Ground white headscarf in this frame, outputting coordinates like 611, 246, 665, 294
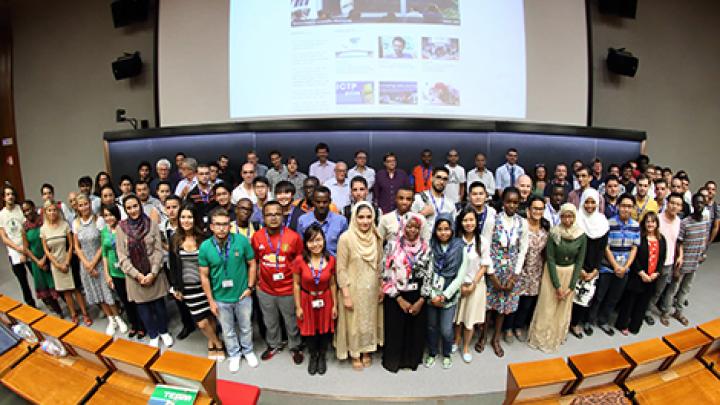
577, 188, 609, 239
549, 203, 585, 244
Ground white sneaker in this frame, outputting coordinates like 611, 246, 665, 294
160, 333, 174, 348
462, 352, 473, 363
149, 337, 159, 348
451, 344, 458, 354
114, 316, 128, 334
105, 318, 117, 336
229, 356, 241, 373
244, 352, 259, 368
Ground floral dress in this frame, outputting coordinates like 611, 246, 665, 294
486, 214, 524, 314
516, 228, 548, 297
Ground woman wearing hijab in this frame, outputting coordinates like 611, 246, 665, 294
116, 194, 172, 349
381, 212, 432, 372
570, 189, 609, 338
335, 201, 383, 370
528, 203, 587, 353
424, 213, 467, 370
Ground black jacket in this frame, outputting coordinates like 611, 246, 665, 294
626, 235, 667, 293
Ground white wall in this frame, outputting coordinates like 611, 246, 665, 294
10, 0, 719, 201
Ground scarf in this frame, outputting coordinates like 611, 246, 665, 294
577, 188, 609, 239
119, 214, 152, 275
24, 214, 43, 231
347, 201, 381, 264
431, 214, 464, 279
385, 213, 428, 280
549, 203, 585, 244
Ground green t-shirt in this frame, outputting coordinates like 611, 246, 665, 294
100, 226, 124, 279
198, 233, 254, 303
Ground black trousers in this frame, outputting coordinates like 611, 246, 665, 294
382, 291, 427, 373
304, 333, 331, 355
11, 262, 36, 307
503, 295, 537, 331
112, 276, 143, 332
173, 294, 195, 331
589, 273, 628, 326
615, 282, 656, 334
570, 303, 591, 327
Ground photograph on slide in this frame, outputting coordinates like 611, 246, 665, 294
291, 0, 461, 27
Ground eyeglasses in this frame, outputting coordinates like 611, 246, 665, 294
213, 222, 230, 227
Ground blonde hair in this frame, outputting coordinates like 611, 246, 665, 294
42, 200, 65, 223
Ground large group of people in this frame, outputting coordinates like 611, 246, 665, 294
0, 144, 717, 375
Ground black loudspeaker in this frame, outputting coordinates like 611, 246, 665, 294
607, 48, 638, 77
112, 52, 142, 80
111, 0, 149, 28
599, 0, 637, 19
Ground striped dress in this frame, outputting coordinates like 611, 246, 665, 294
179, 249, 211, 322
678, 217, 710, 274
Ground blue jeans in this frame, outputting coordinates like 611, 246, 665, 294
136, 298, 168, 339
426, 305, 457, 357
217, 297, 254, 358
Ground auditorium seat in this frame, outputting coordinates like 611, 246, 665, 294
504, 357, 577, 404
697, 318, 720, 371
566, 349, 631, 394
0, 296, 22, 326
662, 327, 712, 369
618, 338, 676, 384
150, 349, 217, 403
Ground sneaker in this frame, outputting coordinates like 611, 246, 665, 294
442, 357, 453, 369
105, 318, 117, 336
114, 316, 128, 334
462, 352, 473, 364
424, 355, 436, 368
261, 346, 281, 361
160, 333, 174, 348
149, 337, 159, 348
229, 356, 241, 373
644, 315, 655, 326
451, 344, 458, 354
244, 352, 259, 368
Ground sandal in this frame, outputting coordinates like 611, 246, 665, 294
71, 315, 79, 325
351, 357, 364, 371
491, 339, 504, 358
673, 312, 689, 326
83, 315, 93, 326
474, 336, 486, 353
362, 353, 372, 368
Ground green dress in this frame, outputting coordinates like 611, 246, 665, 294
25, 225, 57, 299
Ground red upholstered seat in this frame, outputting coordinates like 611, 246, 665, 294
216, 379, 261, 405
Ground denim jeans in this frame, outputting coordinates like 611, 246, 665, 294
426, 305, 457, 357
136, 298, 169, 339
217, 297, 254, 358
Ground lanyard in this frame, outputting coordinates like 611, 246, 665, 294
465, 240, 475, 254
477, 206, 487, 233
199, 188, 211, 203
236, 221, 252, 238
637, 197, 649, 218
314, 218, 331, 235
430, 192, 445, 214
212, 235, 232, 277
547, 205, 560, 226
309, 256, 324, 285
395, 211, 403, 228
422, 167, 431, 185
283, 206, 295, 228
502, 216, 518, 246
265, 228, 284, 272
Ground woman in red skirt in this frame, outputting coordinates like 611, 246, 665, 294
293, 223, 338, 375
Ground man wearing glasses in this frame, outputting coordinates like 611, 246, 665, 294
412, 166, 457, 240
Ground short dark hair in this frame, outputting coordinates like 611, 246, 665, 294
576, 166, 590, 176
605, 174, 620, 184
218, 154, 230, 161
654, 178, 667, 188
197, 163, 210, 171
396, 186, 414, 195
468, 181, 487, 193
262, 200, 282, 215
315, 143, 329, 153
78, 176, 93, 187
421, 149, 432, 156
383, 152, 396, 162
432, 166, 449, 176
165, 195, 182, 205
208, 207, 229, 222
668, 192, 684, 204
314, 185, 331, 198
350, 176, 368, 189
212, 183, 231, 194
269, 150, 281, 159
135, 180, 149, 189
354, 150, 368, 158
618, 193, 635, 205
507, 148, 518, 154
502, 186, 520, 200
155, 180, 172, 192
138, 161, 151, 171
208, 162, 219, 169
253, 176, 270, 187
119, 175, 134, 185
274, 180, 296, 196
176, 152, 186, 158
392, 36, 406, 46
41, 183, 55, 194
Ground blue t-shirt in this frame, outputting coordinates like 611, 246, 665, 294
297, 211, 348, 256
600, 215, 641, 274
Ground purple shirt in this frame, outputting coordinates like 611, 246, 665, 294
372, 169, 411, 213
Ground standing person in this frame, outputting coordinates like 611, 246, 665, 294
649, 192, 683, 326
494, 148, 525, 197
150, 158, 174, 196
286, 156, 307, 200
246, 150, 268, 178
137, 161, 153, 184
377, 187, 415, 243
135, 181, 161, 224
274, 181, 303, 232
101, 204, 144, 339
21, 200, 62, 315
620, 163, 636, 195
503, 196, 548, 343
466, 152, 496, 199
174, 157, 199, 199
570, 189, 609, 338
78, 176, 101, 215
266, 150, 288, 192
590, 159, 604, 190
168, 205, 224, 360
308, 143, 336, 184
444, 149, 466, 205
170, 152, 186, 187
531, 164, 548, 197
381, 213, 431, 372
217, 154, 236, 187
117, 176, 134, 207
705, 180, 719, 242
348, 150, 376, 197
40, 200, 90, 323
615, 212, 666, 335
544, 185, 566, 228
411, 149, 434, 194
424, 214, 467, 369
515, 175, 533, 218
568, 166, 605, 213
231, 163, 257, 205
335, 202, 383, 370
666, 194, 711, 326
293, 225, 338, 375
116, 195, 173, 348
0, 185, 36, 306
252, 201, 305, 364
631, 176, 659, 222
99, 184, 124, 220
93, 172, 113, 198
342, 177, 380, 224
452, 207, 491, 363
483, 187, 529, 357
231, 198, 258, 239
588, 194, 640, 336
186, 163, 216, 223
465, 181, 497, 241
603, 175, 622, 219
40, 183, 70, 220
373, 152, 411, 214
200, 208, 258, 372
297, 187, 348, 256
324, 161, 351, 211
412, 167, 457, 240
543, 163, 573, 198
209, 183, 236, 222
74, 195, 126, 333
527, 204, 586, 353
654, 179, 669, 214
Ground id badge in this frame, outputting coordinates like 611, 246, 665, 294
433, 276, 445, 290
615, 255, 627, 266
311, 299, 325, 309
222, 279, 234, 288
407, 282, 418, 291
272, 272, 285, 281
113, 262, 120, 269
500, 259, 509, 266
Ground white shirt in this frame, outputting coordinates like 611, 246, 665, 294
495, 163, 525, 193
231, 183, 258, 205
466, 167, 496, 197
444, 164, 466, 205
309, 160, 336, 184
348, 165, 376, 190
324, 178, 351, 211
474, 204, 497, 242
462, 235, 493, 282
0, 205, 24, 264
174, 177, 198, 197
411, 190, 457, 240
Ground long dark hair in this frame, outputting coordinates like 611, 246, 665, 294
171, 203, 206, 251
301, 223, 331, 263
94, 171, 114, 197
640, 211, 662, 240
455, 206, 481, 256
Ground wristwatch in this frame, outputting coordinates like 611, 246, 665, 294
247, 285, 256, 292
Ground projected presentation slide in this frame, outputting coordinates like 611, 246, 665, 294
229, 0, 526, 120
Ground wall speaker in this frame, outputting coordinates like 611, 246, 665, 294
111, 0, 150, 28
599, 0, 637, 19
607, 48, 638, 77
112, 52, 142, 80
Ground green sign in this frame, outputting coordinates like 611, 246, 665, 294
148, 384, 199, 405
